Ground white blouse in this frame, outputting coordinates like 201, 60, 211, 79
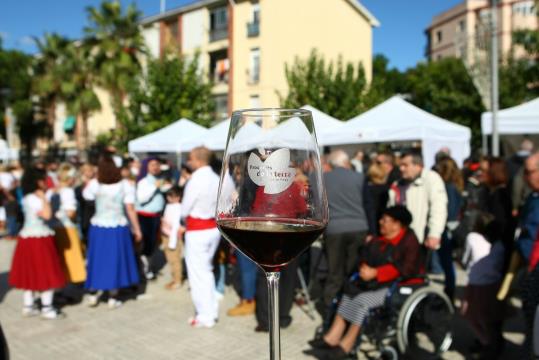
83, 179, 135, 227
19, 194, 55, 238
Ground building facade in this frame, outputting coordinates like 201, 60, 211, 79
43, 0, 377, 153
141, 0, 379, 120
426, 0, 537, 63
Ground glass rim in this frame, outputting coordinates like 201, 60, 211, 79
231, 108, 312, 118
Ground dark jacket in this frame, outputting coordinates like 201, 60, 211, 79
346, 228, 422, 294
323, 167, 368, 234
518, 193, 539, 260
363, 182, 389, 236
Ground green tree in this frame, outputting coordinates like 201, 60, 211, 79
84, 1, 146, 133
115, 52, 215, 151
279, 50, 368, 120
363, 54, 407, 109
405, 58, 485, 146
0, 42, 47, 158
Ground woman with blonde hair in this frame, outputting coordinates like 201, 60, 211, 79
434, 157, 464, 301
47, 163, 86, 284
363, 162, 389, 238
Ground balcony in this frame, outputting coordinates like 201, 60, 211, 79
247, 21, 260, 37
210, 27, 228, 42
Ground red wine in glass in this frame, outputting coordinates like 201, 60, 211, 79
217, 217, 326, 272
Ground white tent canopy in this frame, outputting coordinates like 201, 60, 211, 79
182, 118, 231, 151
481, 97, 539, 135
300, 105, 344, 145
323, 96, 471, 169
128, 118, 208, 153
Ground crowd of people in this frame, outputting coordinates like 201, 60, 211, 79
4, 139, 539, 359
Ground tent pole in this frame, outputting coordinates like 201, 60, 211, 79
490, 0, 500, 156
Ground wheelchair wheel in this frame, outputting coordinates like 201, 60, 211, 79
396, 286, 454, 358
379, 345, 398, 360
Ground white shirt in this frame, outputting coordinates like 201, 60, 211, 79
162, 203, 182, 249
462, 232, 504, 285
0, 172, 14, 190
182, 166, 219, 220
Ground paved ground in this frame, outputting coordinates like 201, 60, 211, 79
0, 238, 527, 360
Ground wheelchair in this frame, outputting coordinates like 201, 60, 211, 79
357, 275, 454, 359
317, 275, 454, 360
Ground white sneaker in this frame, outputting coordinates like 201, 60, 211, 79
41, 309, 65, 320
107, 298, 123, 309
215, 291, 224, 302
145, 271, 156, 280
87, 294, 99, 307
188, 316, 215, 329
22, 306, 40, 317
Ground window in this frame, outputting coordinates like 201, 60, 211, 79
247, 3, 260, 37
252, 3, 260, 23
249, 48, 260, 84
214, 94, 228, 120
210, 6, 228, 41
249, 95, 261, 109
458, 20, 465, 32
209, 49, 229, 84
513, 1, 535, 15
436, 30, 443, 43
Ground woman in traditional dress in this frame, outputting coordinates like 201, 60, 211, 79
84, 154, 142, 308
9, 167, 66, 319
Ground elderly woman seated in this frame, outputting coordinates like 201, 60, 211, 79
305, 205, 423, 360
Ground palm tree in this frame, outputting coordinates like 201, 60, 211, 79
62, 43, 101, 156
83, 1, 146, 137
32, 33, 71, 138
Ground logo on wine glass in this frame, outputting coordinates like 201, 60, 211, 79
248, 148, 296, 195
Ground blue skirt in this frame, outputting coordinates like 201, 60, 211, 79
85, 225, 140, 290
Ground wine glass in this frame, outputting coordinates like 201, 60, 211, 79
216, 108, 328, 359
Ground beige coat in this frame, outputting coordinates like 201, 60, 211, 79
388, 169, 448, 244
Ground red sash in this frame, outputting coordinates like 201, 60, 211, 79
186, 216, 217, 231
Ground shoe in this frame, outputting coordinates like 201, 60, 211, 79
319, 346, 350, 360
41, 308, 66, 320
308, 338, 333, 349
145, 271, 156, 280
22, 306, 40, 317
87, 294, 99, 307
254, 325, 269, 333
227, 299, 255, 316
165, 281, 181, 290
188, 316, 215, 329
107, 298, 123, 309
215, 291, 224, 301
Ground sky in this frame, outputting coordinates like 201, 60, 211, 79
0, 0, 463, 71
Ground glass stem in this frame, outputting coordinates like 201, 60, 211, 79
266, 271, 281, 360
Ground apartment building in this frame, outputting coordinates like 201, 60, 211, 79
426, 0, 537, 63
141, 0, 379, 120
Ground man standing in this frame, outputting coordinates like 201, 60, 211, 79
136, 157, 166, 280
182, 147, 221, 328
388, 150, 448, 249
322, 150, 368, 313
518, 152, 539, 358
